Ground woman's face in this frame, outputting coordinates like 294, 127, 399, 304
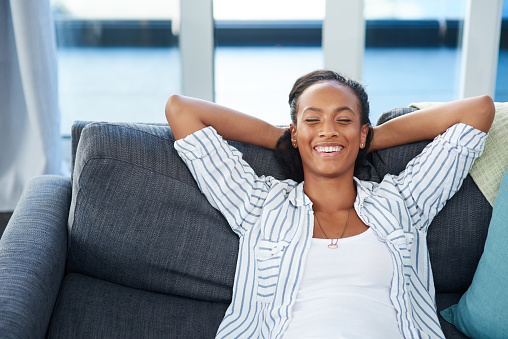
290, 81, 369, 181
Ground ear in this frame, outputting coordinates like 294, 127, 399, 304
360, 124, 369, 149
290, 124, 298, 148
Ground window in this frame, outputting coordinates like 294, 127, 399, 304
51, 0, 180, 136
213, 0, 473, 124
52, 0, 507, 133
363, 0, 467, 122
213, 0, 325, 125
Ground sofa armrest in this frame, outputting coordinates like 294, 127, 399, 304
0, 175, 71, 337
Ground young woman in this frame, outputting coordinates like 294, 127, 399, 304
166, 70, 494, 338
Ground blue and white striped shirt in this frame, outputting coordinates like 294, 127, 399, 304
175, 123, 486, 339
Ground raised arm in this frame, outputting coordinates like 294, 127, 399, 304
165, 94, 285, 150
370, 95, 495, 152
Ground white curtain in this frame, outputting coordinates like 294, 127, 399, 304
0, 0, 62, 212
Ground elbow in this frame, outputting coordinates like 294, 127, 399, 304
165, 94, 184, 125
476, 95, 495, 133
461, 95, 495, 133
482, 95, 495, 120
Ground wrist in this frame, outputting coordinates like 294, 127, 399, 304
269, 127, 287, 150
368, 126, 382, 152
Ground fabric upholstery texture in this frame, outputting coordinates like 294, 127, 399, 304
48, 273, 228, 338
0, 175, 71, 337
440, 168, 508, 339
67, 122, 291, 304
68, 122, 239, 302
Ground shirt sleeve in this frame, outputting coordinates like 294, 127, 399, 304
392, 123, 487, 232
174, 126, 273, 237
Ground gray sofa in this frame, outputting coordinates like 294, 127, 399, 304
0, 108, 492, 338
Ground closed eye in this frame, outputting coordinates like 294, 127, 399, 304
337, 119, 352, 124
305, 119, 320, 124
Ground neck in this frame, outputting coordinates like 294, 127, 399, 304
303, 173, 357, 214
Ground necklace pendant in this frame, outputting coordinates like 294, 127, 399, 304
328, 242, 339, 249
315, 208, 352, 250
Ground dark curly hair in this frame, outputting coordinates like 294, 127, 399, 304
275, 70, 373, 182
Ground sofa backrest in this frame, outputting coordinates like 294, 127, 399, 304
69, 109, 491, 302
68, 121, 286, 303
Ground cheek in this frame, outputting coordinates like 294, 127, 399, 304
296, 130, 314, 147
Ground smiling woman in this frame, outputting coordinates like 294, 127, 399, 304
165, 68, 494, 338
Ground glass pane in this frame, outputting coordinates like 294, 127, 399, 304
214, 0, 472, 126
213, 0, 325, 126
496, 50, 508, 102
363, 0, 467, 124
215, 47, 323, 126
495, 2, 508, 102
51, 0, 181, 136
364, 0, 464, 20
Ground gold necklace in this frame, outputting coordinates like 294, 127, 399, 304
314, 207, 352, 249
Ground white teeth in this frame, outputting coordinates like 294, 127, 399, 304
315, 146, 342, 153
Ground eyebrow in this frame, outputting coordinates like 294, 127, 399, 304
302, 106, 356, 115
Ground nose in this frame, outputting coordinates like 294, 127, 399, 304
319, 119, 338, 138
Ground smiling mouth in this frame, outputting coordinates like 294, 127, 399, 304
314, 145, 344, 153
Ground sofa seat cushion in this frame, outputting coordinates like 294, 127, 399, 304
48, 273, 228, 338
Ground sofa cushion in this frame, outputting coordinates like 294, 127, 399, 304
374, 108, 492, 293
435, 293, 470, 339
440, 168, 508, 338
68, 122, 287, 303
48, 273, 228, 338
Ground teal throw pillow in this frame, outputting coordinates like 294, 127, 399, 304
440, 168, 508, 339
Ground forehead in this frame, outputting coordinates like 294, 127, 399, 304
297, 81, 358, 113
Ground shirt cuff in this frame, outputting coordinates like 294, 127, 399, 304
174, 126, 222, 161
441, 123, 487, 152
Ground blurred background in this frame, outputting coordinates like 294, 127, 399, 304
50, 0, 508, 134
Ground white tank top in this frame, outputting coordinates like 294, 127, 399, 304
282, 227, 404, 339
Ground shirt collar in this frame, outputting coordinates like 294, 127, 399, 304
288, 181, 313, 207
353, 177, 372, 207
